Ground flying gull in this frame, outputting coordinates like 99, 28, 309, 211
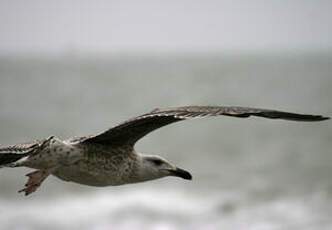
0, 106, 329, 195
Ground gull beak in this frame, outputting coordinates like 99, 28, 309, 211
168, 167, 192, 180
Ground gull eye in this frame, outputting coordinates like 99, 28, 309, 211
151, 159, 163, 166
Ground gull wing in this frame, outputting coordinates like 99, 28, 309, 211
81, 106, 329, 147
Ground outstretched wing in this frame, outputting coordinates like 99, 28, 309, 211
81, 106, 329, 147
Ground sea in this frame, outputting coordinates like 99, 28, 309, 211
0, 52, 331, 230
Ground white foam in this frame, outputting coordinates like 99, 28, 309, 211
1, 188, 331, 230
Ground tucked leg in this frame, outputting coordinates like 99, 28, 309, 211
18, 170, 50, 196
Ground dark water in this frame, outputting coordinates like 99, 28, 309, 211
0, 53, 331, 230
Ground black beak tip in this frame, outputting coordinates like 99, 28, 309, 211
172, 168, 192, 180
185, 172, 193, 180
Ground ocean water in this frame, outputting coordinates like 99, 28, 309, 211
0, 53, 331, 230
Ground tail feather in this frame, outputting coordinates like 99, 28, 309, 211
0, 137, 54, 167
0, 142, 40, 167
0, 153, 29, 166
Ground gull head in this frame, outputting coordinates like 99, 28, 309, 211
136, 154, 192, 182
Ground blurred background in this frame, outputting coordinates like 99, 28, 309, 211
0, 1, 331, 229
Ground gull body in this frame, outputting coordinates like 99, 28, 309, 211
16, 136, 184, 189
0, 106, 329, 195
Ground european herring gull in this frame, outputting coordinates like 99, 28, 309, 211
0, 106, 329, 195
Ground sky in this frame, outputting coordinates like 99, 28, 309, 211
0, 0, 331, 54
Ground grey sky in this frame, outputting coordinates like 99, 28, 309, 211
0, 0, 331, 54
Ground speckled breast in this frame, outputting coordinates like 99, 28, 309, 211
52, 144, 138, 187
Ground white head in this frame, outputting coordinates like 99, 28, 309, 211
135, 154, 192, 183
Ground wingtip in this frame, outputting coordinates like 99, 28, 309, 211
310, 115, 330, 121
280, 113, 331, 122
320, 116, 330, 121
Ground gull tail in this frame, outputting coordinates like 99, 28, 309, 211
0, 153, 29, 167
0, 136, 54, 168
0, 144, 38, 168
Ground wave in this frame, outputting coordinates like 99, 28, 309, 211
0, 188, 331, 230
